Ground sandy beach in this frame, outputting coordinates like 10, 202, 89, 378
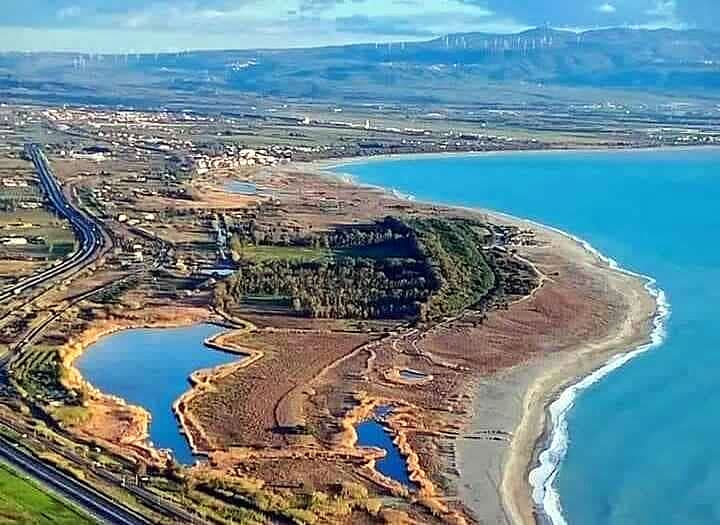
455, 213, 656, 525
307, 156, 659, 524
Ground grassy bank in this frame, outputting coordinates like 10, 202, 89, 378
0, 463, 96, 524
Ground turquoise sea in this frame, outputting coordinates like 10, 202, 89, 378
337, 148, 720, 525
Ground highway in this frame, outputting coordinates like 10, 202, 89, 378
0, 147, 203, 523
0, 145, 105, 303
0, 434, 151, 525
0, 411, 203, 524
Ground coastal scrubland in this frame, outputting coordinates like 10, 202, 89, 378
22, 166, 544, 523
0, 106, 658, 525
188, 329, 377, 449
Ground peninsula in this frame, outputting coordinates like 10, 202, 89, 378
2, 25, 714, 525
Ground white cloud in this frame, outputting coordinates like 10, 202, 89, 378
595, 3, 617, 13
0, 0, 692, 53
647, 0, 676, 17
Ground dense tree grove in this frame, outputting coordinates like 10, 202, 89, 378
324, 217, 415, 248
229, 216, 417, 251
216, 257, 434, 319
409, 217, 495, 318
214, 216, 496, 321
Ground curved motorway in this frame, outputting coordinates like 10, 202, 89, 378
0, 145, 105, 303
0, 434, 151, 525
0, 146, 198, 524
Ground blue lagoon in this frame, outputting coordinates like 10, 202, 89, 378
75, 323, 239, 465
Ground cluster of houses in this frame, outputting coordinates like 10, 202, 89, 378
193, 146, 292, 174
0, 235, 45, 246
2, 178, 29, 188
44, 108, 198, 154
117, 212, 157, 227
1, 236, 28, 246
1, 222, 47, 248
2, 178, 43, 209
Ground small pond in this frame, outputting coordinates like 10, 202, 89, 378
198, 267, 235, 277
355, 406, 416, 488
225, 180, 258, 196
75, 323, 243, 464
398, 369, 429, 382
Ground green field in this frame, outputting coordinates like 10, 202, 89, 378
0, 208, 76, 261
0, 463, 96, 525
238, 244, 330, 262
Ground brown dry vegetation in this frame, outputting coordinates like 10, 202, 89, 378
188, 329, 378, 449
419, 251, 620, 373
41, 154, 621, 524
12, 113, 646, 524
290, 221, 631, 512
0, 260, 45, 279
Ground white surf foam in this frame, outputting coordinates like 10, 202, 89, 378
526, 225, 671, 525
321, 161, 670, 524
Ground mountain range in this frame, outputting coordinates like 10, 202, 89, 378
2, 27, 720, 108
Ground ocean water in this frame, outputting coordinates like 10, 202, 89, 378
337, 148, 720, 525
75, 324, 240, 465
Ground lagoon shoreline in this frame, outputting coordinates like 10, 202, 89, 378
62, 308, 242, 465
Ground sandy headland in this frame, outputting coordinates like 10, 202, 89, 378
312, 157, 658, 524
454, 212, 657, 525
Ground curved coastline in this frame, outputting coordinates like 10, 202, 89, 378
319, 154, 663, 524
313, 144, 720, 172
521, 223, 670, 525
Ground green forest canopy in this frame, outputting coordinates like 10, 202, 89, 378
214, 216, 495, 321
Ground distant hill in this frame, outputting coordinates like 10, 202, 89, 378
3, 27, 720, 108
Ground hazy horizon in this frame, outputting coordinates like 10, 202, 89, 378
3, 0, 718, 53
2, 24, 714, 56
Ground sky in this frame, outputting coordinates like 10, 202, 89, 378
0, 0, 718, 53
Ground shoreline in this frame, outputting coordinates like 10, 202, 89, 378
312, 143, 720, 172
60, 311, 209, 464
522, 220, 670, 525
172, 328, 264, 458
313, 155, 661, 524
494, 216, 664, 525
